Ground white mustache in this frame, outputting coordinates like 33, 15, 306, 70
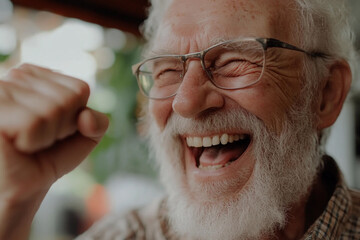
165, 108, 265, 137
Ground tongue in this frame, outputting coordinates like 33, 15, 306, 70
199, 142, 246, 167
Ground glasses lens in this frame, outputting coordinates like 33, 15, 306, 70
204, 40, 265, 89
137, 56, 183, 99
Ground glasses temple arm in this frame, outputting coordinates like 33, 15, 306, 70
259, 38, 329, 58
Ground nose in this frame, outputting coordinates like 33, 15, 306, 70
172, 60, 224, 118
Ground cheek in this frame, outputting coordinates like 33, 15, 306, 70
228, 77, 302, 133
254, 77, 302, 130
270, 75, 302, 110
150, 99, 174, 130
253, 84, 289, 131
240, 89, 287, 131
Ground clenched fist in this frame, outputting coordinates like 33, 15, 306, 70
0, 64, 109, 240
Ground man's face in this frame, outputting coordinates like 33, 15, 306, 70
151, 0, 305, 196
146, 0, 321, 238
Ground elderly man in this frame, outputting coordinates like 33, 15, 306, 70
0, 0, 359, 239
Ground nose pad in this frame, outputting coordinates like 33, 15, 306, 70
172, 61, 224, 118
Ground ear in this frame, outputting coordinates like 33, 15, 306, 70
316, 59, 352, 130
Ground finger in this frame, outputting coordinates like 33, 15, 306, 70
0, 81, 59, 142
2, 69, 89, 140
36, 131, 106, 181
18, 64, 90, 96
0, 81, 79, 148
0, 100, 47, 153
4, 67, 89, 107
43, 108, 109, 178
77, 108, 109, 142
0, 100, 36, 140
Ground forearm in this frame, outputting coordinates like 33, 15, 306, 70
0, 192, 46, 240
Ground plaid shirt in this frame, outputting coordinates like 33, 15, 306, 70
78, 156, 360, 240
302, 156, 360, 240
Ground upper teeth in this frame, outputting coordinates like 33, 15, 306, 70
186, 133, 246, 147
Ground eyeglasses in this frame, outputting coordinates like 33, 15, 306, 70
132, 38, 328, 100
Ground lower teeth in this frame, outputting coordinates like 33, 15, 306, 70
199, 162, 231, 170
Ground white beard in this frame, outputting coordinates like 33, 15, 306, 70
147, 105, 322, 240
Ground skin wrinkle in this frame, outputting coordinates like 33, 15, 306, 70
261, 51, 306, 130
159, 0, 273, 52
242, 81, 291, 132
264, 64, 303, 107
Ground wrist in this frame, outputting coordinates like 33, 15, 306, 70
0, 190, 47, 240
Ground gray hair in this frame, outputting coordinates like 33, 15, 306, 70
140, 0, 173, 52
290, 0, 357, 147
294, 0, 356, 69
292, 0, 357, 95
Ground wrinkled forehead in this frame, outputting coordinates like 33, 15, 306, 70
152, 0, 297, 55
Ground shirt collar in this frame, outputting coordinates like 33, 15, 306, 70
302, 155, 352, 239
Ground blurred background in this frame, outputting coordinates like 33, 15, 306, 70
0, 0, 359, 239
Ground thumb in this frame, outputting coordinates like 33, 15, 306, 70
35, 109, 108, 181
77, 108, 109, 142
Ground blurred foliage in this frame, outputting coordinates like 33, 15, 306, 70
88, 43, 157, 183
0, 54, 10, 62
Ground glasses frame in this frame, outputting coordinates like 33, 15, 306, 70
132, 37, 328, 100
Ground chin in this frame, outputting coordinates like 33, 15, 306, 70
147, 107, 322, 240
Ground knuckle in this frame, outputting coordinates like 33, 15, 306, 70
44, 103, 63, 121
6, 68, 26, 80
20, 63, 52, 76
36, 98, 62, 119
19, 63, 34, 70
73, 79, 90, 98
19, 63, 45, 75
61, 82, 89, 107
31, 103, 65, 131
57, 91, 77, 108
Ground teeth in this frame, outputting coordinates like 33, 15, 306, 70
199, 164, 224, 170
234, 134, 240, 141
220, 133, 228, 145
203, 137, 212, 147
198, 162, 233, 170
212, 135, 220, 145
186, 137, 193, 146
193, 137, 202, 147
186, 133, 248, 147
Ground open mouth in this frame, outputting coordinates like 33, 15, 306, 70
186, 133, 251, 170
